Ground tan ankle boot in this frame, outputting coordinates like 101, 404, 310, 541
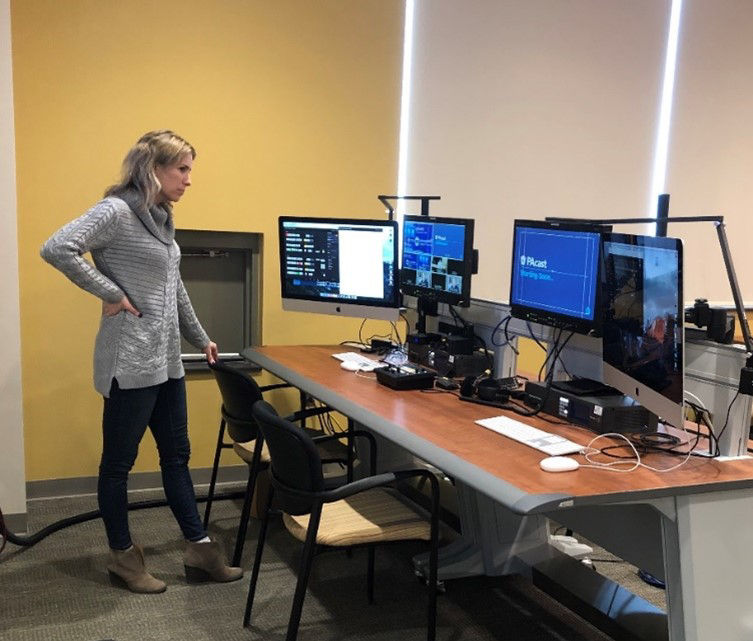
107, 544, 167, 593
184, 541, 243, 583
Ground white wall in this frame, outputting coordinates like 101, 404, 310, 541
405, 0, 671, 302
665, 0, 753, 306
0, 0, 27, 526
404, 0, 752, 306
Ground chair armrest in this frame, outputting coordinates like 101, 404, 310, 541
323, 468, 438, 502
260, 383, 291, 393
311, 429, 377, 475
285, 405, 332, 423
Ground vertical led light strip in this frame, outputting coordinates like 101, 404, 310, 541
396, 0, 415, 229
648, 0, 683, 228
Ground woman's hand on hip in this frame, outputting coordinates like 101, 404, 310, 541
203, 341, 218, 364
102, 296, 141, 317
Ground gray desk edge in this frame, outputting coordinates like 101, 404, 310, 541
243, 347, 574, 515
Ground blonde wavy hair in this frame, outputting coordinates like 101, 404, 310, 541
105, 130, 196, 206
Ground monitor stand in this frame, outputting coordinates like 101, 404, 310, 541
406, 297, 441, 344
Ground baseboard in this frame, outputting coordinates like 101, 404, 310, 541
26, 464, 249, 500
4, 511, 28, 534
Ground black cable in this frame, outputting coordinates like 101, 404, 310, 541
526, 321, 548, 353
538, 327, 565, 382
390, 321, 404, 347
715, 391, 740, 447
399, 311, 411, 336
502, 316, 520, 354
1, 489, 246, 550
496, 329, 574, 419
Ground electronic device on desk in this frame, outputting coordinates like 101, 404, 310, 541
551, 377, 621, 397
401, 215, 476, 342
685, 298, 735, 344
459, 374, 523, 405
601, 232, 684, 429
279, 216, 400, 321
509, 219, 605, 335
524, 380, 658, 433
375, 363, 436, 390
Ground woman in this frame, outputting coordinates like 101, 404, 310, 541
41, 130, 242, 593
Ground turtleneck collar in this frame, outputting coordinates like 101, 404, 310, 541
116, 187, 175, 245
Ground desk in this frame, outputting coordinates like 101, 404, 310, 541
243, 344, 753, 641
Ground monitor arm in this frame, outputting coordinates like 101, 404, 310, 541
546, 214, 753, 359
377, 194, 441, 220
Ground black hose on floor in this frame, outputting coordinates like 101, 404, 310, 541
0, 489, 245, 550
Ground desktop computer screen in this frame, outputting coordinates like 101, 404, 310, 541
400, 215, 475, 307
601, 233, 684, 428
509, 220, 602, 334
279, 216, 400, 321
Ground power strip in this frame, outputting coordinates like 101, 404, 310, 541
549, 534, 593, 559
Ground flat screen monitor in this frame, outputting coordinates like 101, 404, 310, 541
601, 233, 684, 428
400, 215, 474, 307
509, 219, 602, 334
279, 216, 400, 321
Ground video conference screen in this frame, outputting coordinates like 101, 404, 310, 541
400, 215, 474, 305
509, 221, 601, 333
279, 217, 399, 309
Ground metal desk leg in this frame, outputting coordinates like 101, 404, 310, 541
414, 481, 549, 581
662, 488, 753, 641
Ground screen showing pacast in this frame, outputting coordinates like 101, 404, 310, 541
509, 222, 601, 331
279, 217, 399, 320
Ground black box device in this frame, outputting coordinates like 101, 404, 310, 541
524, 381, 658, 433
375, 364, 436, 391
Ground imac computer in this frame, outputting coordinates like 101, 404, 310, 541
601, 233, 684, 428
509, 219, 603, 335
279, 216, 400, 321
401, 215, 475, 307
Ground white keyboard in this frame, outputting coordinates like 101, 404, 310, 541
475, 415, 583, 456
332, 352, 387, 371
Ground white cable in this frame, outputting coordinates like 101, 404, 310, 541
581, 431, 693, 473
683, 390, 707, 411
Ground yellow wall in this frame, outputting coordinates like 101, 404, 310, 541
12, 0, 404, 481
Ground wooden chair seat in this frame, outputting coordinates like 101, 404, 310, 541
283, 487, 431, 547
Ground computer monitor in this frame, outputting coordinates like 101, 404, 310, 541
509, 219, 603, 334
601, 233, 684, 428
279, 216, 400, 321
400, 215, 475, 307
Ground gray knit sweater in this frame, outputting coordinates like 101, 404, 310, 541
41, 191, 210, 397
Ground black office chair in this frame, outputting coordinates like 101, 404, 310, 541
206, 360, 332, 566
246, 400, 440, 641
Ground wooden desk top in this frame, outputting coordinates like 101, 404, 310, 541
244, 345, 753, 513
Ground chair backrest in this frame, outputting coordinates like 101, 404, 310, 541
209, 360, 265, 443
252, 400, 325, 514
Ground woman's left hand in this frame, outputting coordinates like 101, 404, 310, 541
203, 341, 218, 365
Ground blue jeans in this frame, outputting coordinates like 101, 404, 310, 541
98, 377, 207, 550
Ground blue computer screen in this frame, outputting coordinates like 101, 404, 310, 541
510, 222, 601, 326
401, 217, 473, 303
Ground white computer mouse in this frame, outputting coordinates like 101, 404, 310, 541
340, 361, 361, 372
539, 456, 580, 473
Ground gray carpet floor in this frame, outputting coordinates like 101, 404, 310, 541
0, 487, 664, 641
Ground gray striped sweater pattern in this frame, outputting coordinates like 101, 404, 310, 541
41, 196, 209, 397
